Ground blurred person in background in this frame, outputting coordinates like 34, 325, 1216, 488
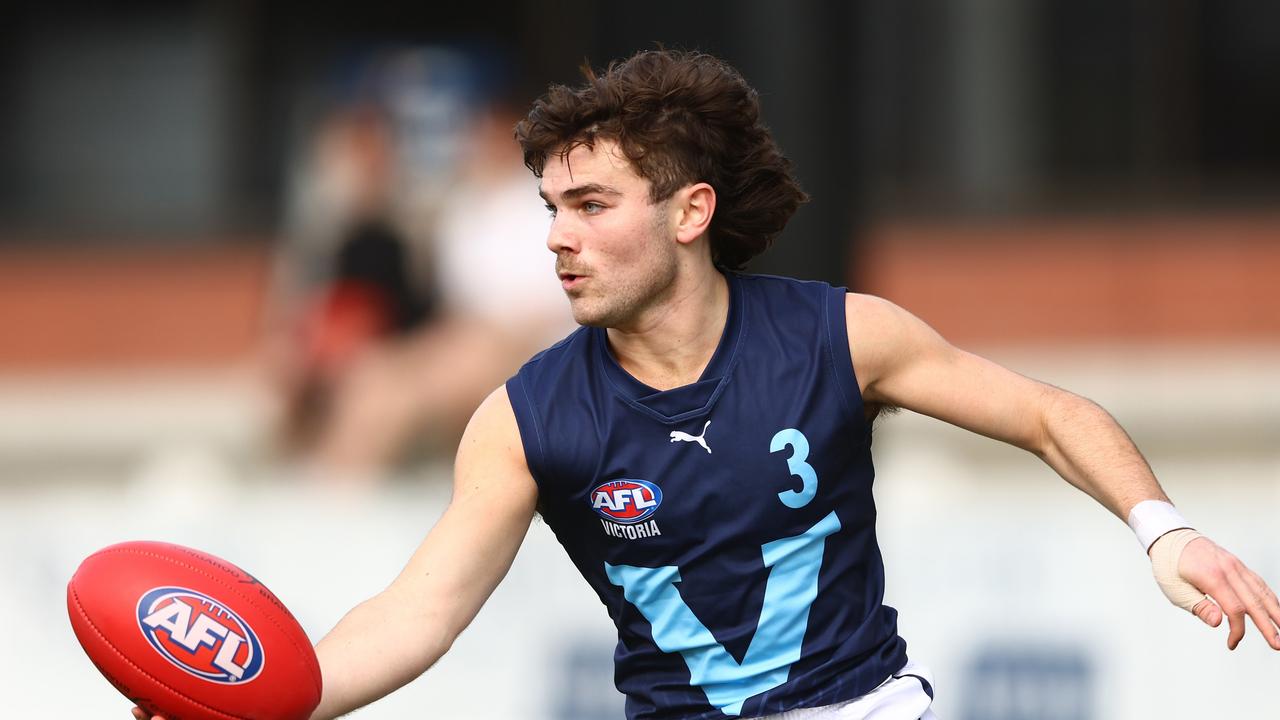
267, 53, 571, 481
268, 99, 432, 468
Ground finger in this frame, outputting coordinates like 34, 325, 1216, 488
130, 706, 166, 720
1228, 569, 1280, 650
1203, 573, 1244, 648
1192, 595, 1222, 627
1209, 582, 1247, 650
1248, 571, 1280, 646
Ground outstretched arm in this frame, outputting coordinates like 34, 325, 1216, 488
845, 292, 1280, 651
133, 386, 537, 720
308, 386, 538, 718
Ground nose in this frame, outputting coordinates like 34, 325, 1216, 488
546, 214, 579, 255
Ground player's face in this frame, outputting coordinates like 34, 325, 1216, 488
539, 140, 679, 329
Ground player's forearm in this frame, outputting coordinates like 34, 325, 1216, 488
1031, 387, 1169, 521
309, 588, 454, 720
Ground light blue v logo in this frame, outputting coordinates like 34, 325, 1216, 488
605, 510, 841, 716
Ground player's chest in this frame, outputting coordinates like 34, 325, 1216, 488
550, 403, 863, 556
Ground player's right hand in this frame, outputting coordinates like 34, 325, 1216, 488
130, 707, 164, 720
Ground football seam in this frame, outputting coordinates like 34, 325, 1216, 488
95, 545, 323, 696
70, 584, 249, 720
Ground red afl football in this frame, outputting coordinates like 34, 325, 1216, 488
67, 541, 322, 720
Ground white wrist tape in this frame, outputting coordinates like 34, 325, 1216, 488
1149, 528, 1210, 613
1127, 499, 1191, 552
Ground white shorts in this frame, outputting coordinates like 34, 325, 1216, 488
754, 661, 938, 720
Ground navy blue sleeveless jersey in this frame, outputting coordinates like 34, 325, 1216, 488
505, 272, 908, 720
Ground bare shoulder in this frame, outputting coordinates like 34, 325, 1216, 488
843, 292, 951, 394
453, 386, 535, 502
844, 292, 909, 337
460, 386, 522, 451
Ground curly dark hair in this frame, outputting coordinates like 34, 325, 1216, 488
515, 49, 808, 270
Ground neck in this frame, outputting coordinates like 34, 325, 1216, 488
606, 267, 730, 391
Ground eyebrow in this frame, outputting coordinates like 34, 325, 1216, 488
538, 183, 623, 202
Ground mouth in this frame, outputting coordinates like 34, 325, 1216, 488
558, 271, 586, 291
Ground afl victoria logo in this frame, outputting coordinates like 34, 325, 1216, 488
136, 586, 264, 684
590, 479, 663, 524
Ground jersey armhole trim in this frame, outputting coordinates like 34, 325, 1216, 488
824, 286, 868, 428
504, 373, 549, 488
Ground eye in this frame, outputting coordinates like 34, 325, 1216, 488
583, 201, 604, 214
544, 203, 557, 217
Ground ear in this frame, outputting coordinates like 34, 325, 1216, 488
673, 182, 716, 246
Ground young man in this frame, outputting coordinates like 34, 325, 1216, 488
137, 49, 1280, 720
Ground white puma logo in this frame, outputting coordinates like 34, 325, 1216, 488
670, 420, 712, 454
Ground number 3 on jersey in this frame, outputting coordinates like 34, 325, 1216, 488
605, 428, 841, 716
771, 427, 817, 508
